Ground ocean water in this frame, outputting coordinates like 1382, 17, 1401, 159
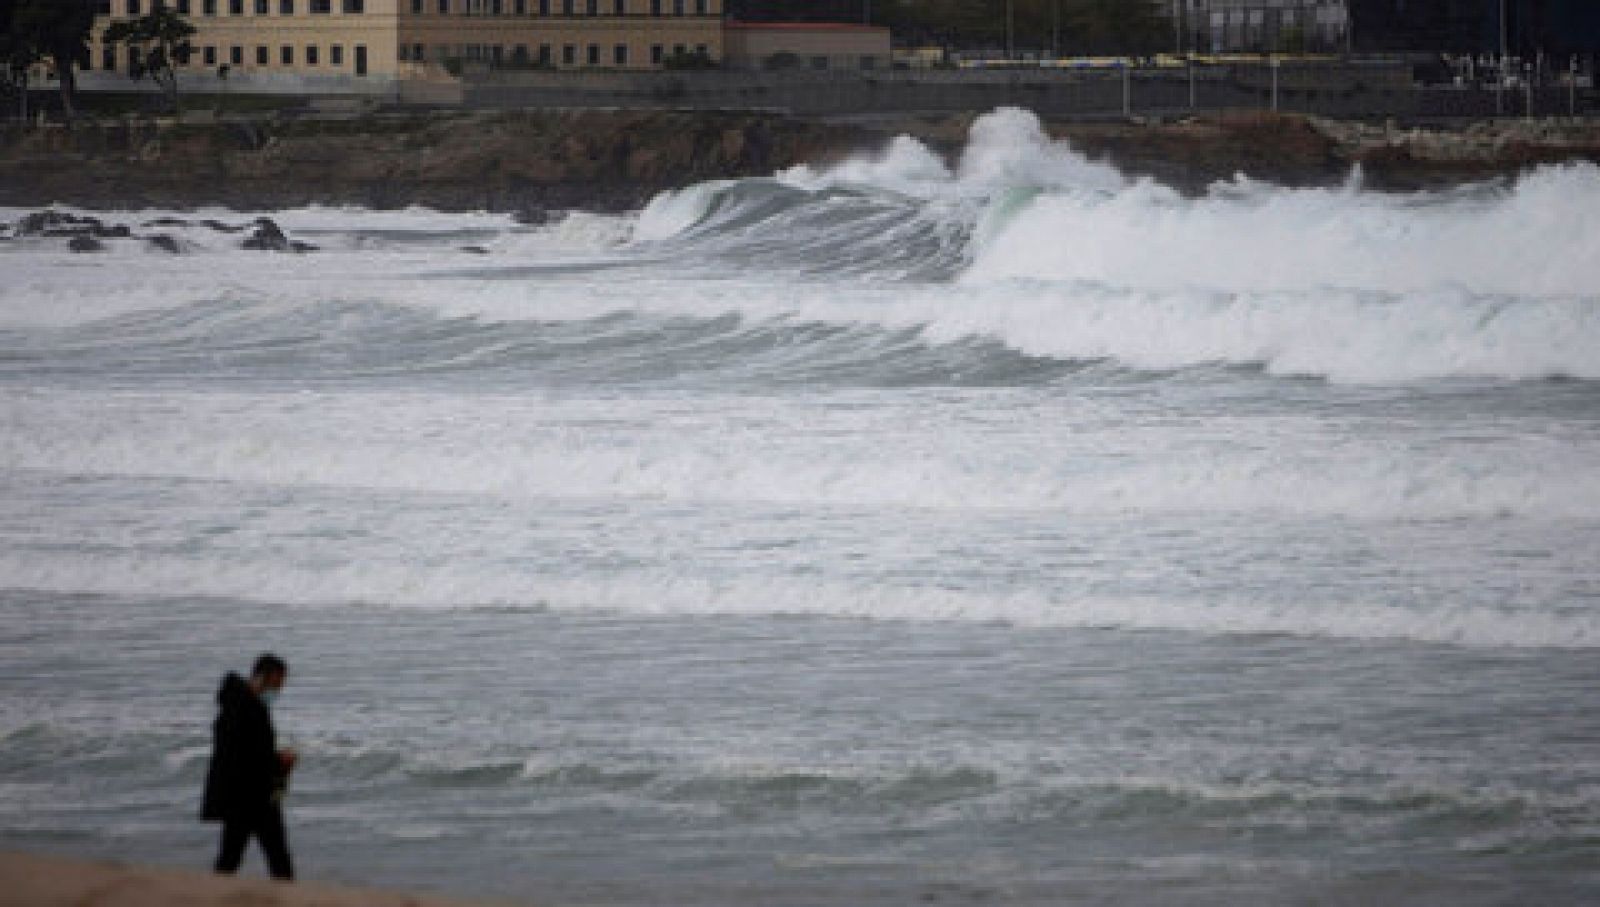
1, 108, 1598, 905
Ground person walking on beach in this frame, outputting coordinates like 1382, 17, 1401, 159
201, 653, 297, 880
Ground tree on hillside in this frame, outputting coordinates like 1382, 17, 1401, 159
10, 0, 97, 121
103, 4, 196, 114
879, 0, 1170, 58
1066, 0, 1168, 55
0, 0, 44, 122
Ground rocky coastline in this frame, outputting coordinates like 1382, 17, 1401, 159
1, 109, 1598, 217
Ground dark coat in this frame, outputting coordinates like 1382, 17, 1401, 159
200, 672, 282, 821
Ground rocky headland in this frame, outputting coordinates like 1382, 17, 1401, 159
1, 109, 1598, 216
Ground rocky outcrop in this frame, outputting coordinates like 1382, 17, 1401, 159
1, 110, 1597, 212
3, 209, 320, 254
0, 110, 864, 215
1305, 115, 1600, 189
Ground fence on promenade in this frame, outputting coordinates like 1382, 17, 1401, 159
453, 63, 1597, 122
6, 61, 1596, 124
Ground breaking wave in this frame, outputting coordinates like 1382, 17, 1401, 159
2, 107, 1598, 386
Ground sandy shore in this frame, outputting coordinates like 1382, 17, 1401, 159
0, 852, 527, 907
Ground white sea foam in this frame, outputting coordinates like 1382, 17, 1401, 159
777, 107, 1125, 197
4, 107, 1597, 383
2, 387, 1596, 520
966, 163, 1600, 297
2, 551, 1592, 650
632, 179, 736, 241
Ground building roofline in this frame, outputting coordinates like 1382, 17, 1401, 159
724, 20, 887, 33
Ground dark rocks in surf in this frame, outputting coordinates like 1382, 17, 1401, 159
513, 207, 553, 226
68, 236, 105, 253
460, 245, 490, 254
240, 217, 314, 253
240, 217, 289, 251
202, 219, 249, 234
17, 210, 130, 241
145, 234, 183, 254
17, 210, 87, 236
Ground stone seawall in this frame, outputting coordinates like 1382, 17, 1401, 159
1, 109, 1598, 215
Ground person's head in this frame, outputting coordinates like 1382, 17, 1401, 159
249, 653, 288, 705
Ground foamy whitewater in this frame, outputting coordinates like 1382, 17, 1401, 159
2, 109, 1597, 905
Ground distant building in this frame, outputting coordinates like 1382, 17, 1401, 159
85, 0, 727, 95
723, 20, 889, 71
1349, 0, 1600, 56
725, 0, 865, 25
1176, 0, 1351, 54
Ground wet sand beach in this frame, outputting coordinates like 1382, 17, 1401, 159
0, 852, 520, 907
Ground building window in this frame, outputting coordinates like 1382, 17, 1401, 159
127, 0, 140, 14
586, 44, 599, 65
331, 44, 344, 65
102, 46, 116, 71
306, 45, 319, 65
230, 45, 242, 65
281, 45, 294, 64
254, 0, 267, 12
343, 0, 364, 11
650, 43, 662, 64
176, 0, 191, 12
309, 0, 331, 11
203, 45, 217, 65
256, 45, 268, 64
585, 0, 596, 14
561, 0, 572, 13
537, 44, 550, 64
694, 0, 703, 11
411, 0, 422, 10
203, 0, 216, 15
94, 0, 111, 12
280, 0, 293, 11
513, 44, 528, 62
229, 0, 242, 13
538, 0, 548, 13
612, 0, 622, 12
127, 46, 141, 72
561, 44, 575, 65
650, 0, 659, 13
613, 43, 626, 66
515, 0, 526, 12
672, 0, 682, 14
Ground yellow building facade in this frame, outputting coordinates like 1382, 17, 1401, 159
87, 0, 725, 84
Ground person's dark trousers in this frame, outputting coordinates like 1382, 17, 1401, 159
214, 803, 294, 880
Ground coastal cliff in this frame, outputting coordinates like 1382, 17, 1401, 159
2, 109, 1598, 214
